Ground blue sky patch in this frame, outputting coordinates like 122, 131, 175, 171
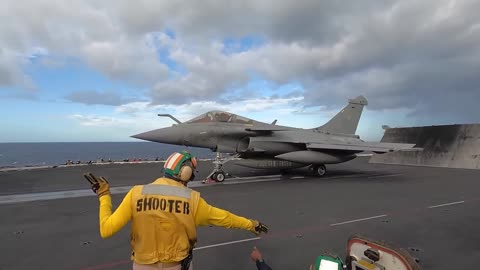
221, 35, 266, 55
157, 47, 186, 75
23, 56, 142, 102
151, 30, 187, 75
164, 28, 176, 39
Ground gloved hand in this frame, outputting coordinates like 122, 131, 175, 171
83, 172, 110, 197
250, 220, 269, 236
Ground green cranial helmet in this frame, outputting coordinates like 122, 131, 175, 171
163, 151, 198, 180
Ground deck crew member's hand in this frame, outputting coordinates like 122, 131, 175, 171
250, 220, 269, 236
84, 173, 110, 197
250, 246, 263, 262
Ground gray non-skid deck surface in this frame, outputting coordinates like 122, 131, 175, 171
0, 158, 392, 195
1, 158, 479, 270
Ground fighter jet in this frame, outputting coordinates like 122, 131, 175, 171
132, 96, 418, 181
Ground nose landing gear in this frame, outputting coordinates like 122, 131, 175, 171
203, 152, 238, 183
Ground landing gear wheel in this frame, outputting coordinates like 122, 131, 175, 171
215, 172, 226, 182
204, 152, 239, 183
311, 164, 327, 176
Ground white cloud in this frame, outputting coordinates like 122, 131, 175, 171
69, 114, 133, 127
0, 48, 34, 89
1, 0, 170, 88
65, 90, 139, 106
81, 37, 170, 85
76, 96, 304, 133
115, 101, 150, 114
2, 0, 480, 125
150, 96, 304, 121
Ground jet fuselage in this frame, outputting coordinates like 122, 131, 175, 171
134, 122, 361, 168
132, 97, 417, 172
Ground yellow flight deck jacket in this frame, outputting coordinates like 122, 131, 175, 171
98, 177, 255, 264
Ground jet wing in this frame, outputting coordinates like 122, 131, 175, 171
307, 142, 420, 153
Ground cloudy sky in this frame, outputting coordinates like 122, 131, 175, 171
1, 0, 479, 142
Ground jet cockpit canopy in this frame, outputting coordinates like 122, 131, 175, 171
186, 111, 259, 124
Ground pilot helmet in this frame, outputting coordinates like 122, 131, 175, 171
164, 151, 198, 182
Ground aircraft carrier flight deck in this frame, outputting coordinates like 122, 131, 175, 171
1, 157, 479, 270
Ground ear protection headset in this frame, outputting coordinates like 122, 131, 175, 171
178, 161, 195, 181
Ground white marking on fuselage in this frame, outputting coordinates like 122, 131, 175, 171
330, 214, 388, 226
356, 154, 374, 157
427, 201, 465, 209
193, 237, 260, 251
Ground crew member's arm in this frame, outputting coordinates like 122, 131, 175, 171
251, 247, 273, 270
194, 197, 255, 230
98, 190, 133, 238
255, 259, 273, 270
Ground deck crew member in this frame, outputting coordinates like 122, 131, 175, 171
85, 150, 268, 270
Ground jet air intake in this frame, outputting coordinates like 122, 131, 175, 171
275, 150, 356, 165
237, 137, 302, 155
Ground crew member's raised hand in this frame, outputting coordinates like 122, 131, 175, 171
250, 220, 269, 236
83, 172, 110, 197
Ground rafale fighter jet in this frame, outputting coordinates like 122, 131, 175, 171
132, 96, 418, 181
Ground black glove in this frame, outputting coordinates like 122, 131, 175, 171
83, 172, 110, 197
250, 220, 269, 236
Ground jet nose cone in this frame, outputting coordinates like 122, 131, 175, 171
131, 130, 158, 142
131, 127, 183, 145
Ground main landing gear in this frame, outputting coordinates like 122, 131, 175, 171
203, 152, 239, 183
310, 164, 327, 176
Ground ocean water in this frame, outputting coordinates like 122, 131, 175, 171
0, 142, 213, 168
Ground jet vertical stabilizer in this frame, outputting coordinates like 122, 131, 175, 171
315, 95, 368, 135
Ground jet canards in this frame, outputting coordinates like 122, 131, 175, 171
132, 96, 419, 181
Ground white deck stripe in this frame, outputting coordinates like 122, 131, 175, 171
0, 186, 133, 204
427, 201, 465, 209
330, 214, 388, 226
221, 178, 281, 185
193, 237, 260, 251
0, 173, 408, 204
230, 174, 281, 180
367, 173, 403, 178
